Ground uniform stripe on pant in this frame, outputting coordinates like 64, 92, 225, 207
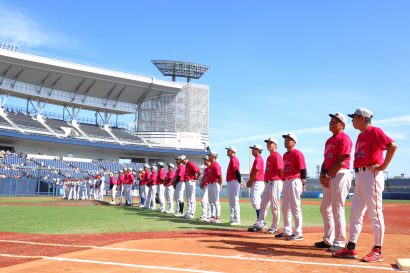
256, 180, 283, 229
282, 178, 303, 237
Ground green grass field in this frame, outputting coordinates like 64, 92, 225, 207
0, 197, 408, 234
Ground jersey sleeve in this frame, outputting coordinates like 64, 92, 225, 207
374, 127, 394, 150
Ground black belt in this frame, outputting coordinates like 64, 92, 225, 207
354, 167, 367, 173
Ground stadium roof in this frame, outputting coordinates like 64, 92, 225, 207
0, 49, 184, 114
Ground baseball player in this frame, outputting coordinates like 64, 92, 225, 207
140, 164, 151, 207
137, 168, 145, 206
117, 170, 125, 205
173, 156, 186, 217
207, 151, 222, 223
315, 113, 352, 252
109, 172, 117, 205
157, 162, 166, 212
246, 144, 265, 221
333, 108, 397, 262
225, 146, 242, 225
183, 156, 201, 219
275, 133, 306, 241
124, 168, 135, 206
198, 155, 211, 222
163, 163, 175, 213
248, 137, 283, 233
145, 165, 158, 210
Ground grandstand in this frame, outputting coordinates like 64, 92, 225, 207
0, 47, 209, 195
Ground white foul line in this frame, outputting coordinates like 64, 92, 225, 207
0, 253, 223, 273
0, 239, 399, 271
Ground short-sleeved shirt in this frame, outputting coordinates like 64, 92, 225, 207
156, 168, 167, 185
164, 170, 175, 187
117, 174, 125, 185
176, 164, 186, 182
324, 131, 352, 170
149, 171, 157, 185
354, 126, 394, 168
283, 149, 306, 180
226, 156, 240, 182
125, 172, 135, 185
185, 161, 200, 181
251, 155, 265, 181
264, 152, 284, 181
142, 170, 150, 185
207, 161, 222, 183
201, 167, 210, 187
109, 176, 116, 186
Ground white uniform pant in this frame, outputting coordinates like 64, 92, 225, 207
250, 181, 265, 210
157, 184, 165, 211
74, 186, 80, 200
63, 184, 68, 198
68, 186, 74, 200
320, 170, 351, 247
124, 184, 132, 205
165, 186, 174, 212
256, 180, 283, 229
111, 185, 117, 203
200, 185, 211, 219
98, 182, 105, 201
185, 180, 197, 215
81, 184, 89, 200
146, 185, 157, 210
174, 182, 186, 213
227, 181, 241, 223
208, 183, 221, 218
349, 170, 385, 246
282, 178, 303, 237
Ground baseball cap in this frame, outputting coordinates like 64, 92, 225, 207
249, 144, 263, 151
151, 165, 157, 171
143, 163, 150, 168
137, 168, 143, 172
329, 112, 347, 124
348, 108, 373, 119
157, 162, 165, 167
128, 167, 133, 171
225, 146, 237, 153
208, 151, 218, 157
202, 155, 210, 160
282, 133, 297, 143
167, 163, 175, 168
119, 170, 123, 173
264, 137, 278, 145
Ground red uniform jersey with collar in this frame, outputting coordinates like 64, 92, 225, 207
264, 152, 284, 181
125, 172, 135, 185
176, 164, 186, 182
185, 161, 200, 180
150, 171, 158, 185
117, 174, 125, 185
164, 170, 175, 187
324, 131, 352, 170
109, 176, 116, 185
226, 156, 240, 182
354, 126, 394, 168
201, 167, 210, 187
283, 149, 306, 180
157, 168, 167, 184
207, 161, 222, 183
142, 170, 150, 185
251, 155, 265, 181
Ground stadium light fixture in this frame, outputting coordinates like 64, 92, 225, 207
151, 60, 209, 82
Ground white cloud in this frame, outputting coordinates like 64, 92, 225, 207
0, 3, 78, 48
213, 114, 410, 147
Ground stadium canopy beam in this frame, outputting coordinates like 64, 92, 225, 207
96, 111, 112, 126
10, 68, 25, 89
63, 105, 80, 121
36, 72, 52, 95
104, 83, 118, 106
47, 75, 62, 97
27, 98, 46, 115
81, 80, 97, 103
1, 65, 12, 76
112, 85, 127, 108
70, 78, 86, 102
0, 93, 9, 107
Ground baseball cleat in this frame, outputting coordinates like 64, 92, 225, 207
314, 240, 331, 248
286, 234, 303, 241
327, 245, 344, 253
274, 232, 290, 239
266, 228, 279, 234
332, 248, 358, 258
362, 247, 383, 262
247, 225, 263, 232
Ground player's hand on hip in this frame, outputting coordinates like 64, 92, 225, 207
367, 164, 382, 172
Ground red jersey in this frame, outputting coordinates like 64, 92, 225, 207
125, 172, 135, 185
109, 176, 116, 186
201, 167, 210, 187
149, 171, 158, 186
264, 152, 284, 181
283, 149, 306, 180
251, 155, 265, 181
142, 170, 151, 185
324, 131, 352, 170
176, 164, 186, 182
157, 168, 167, 185
354, 126, 394, 168
164, 170, 175, 187
226, 156, 240, 182
117, 174, 125, 185
207, 161, 222, 183
184, 161, 200, 180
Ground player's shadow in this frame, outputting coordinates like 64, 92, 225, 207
198, 237, 333, 259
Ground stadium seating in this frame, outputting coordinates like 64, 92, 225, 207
111, 128, 145, 144
78, 123, 114, 140
66, 161, 102, 172
34, 158, 71, 170
96, 161, 125, 172
6, 112, 46, 131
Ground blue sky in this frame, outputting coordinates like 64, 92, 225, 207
1, 0, 409, 177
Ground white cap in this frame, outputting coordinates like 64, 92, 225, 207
138, 168, 143, 172
175, 155, 186, 161
249, 144, 263, 151
225, 146, 237, 153
329, 112, 347, 124
119, 170, 124, 173
202, 155, 210, 161
208, 151, 218, 157
348, 108, 373, 119
128, 167, 133, 171
264, 137, 278, 145
151, 166, 157, 171
157, 162, 165, 167
282, 133, 297, 143
144, 163, 150, 168
167, 163, 175, 168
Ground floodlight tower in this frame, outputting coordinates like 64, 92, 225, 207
151, 60, 209, 82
